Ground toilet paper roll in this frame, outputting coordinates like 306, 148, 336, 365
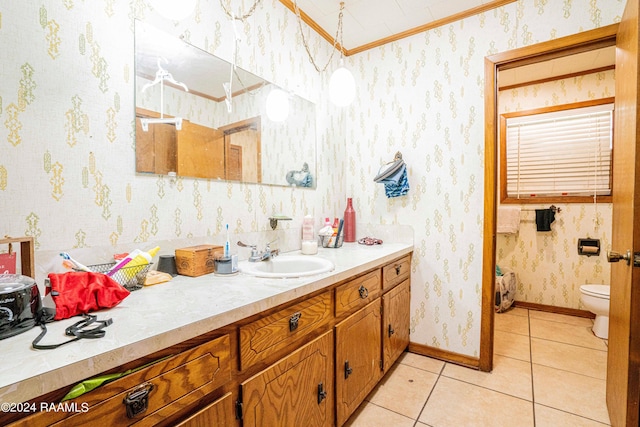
580, 246, 599, 254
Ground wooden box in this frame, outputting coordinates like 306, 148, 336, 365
175, 244, 223, 277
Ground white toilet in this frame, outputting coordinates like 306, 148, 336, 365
579, 284, 610, 339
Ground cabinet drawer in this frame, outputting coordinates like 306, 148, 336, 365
239, 291, 332, 370
37, 335, 231, 427
382, 255, 410, 290
335, 270, 381, 317
175, 392, 235, 427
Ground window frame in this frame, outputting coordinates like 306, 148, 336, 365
499, 97, 615, 205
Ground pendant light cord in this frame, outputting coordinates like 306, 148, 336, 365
293, 0, 345, 72
220, 0, 263, 21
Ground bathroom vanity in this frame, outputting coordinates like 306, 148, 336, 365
0, 244, 412, 427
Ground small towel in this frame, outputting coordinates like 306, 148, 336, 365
374, 161, 410, 198
535, 209, 555, 232
497, 206, 521, 234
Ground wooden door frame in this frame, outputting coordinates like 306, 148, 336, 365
480, 24, 619, 371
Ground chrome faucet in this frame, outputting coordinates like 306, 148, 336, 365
238, 239, 279, 262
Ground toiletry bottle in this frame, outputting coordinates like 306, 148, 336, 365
302, 215, 314, 241
107, 249, 142, 277
318, 218, 334, 247
332, 218, 340, 236
301, 215, 318, 255
344, 198, 356, 242
121, 246, 160, 280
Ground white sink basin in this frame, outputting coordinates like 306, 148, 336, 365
239, 255, 334, 278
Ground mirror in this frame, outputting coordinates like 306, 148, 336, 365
134, 20, 317, 188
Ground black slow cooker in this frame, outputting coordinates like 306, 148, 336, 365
0, 274, 42, 340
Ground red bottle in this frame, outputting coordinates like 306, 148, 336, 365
343, 198, 356, 242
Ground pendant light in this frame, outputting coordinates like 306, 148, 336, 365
328, 3, 355, 107
329, 59, 355, 107
266, 87, 290, 122
293, 1, 355, 107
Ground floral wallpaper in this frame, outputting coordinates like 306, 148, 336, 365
344, 0, 624, 356
1, 0, 626, 359
1, 0, 343, 253
497, 70, 614, 309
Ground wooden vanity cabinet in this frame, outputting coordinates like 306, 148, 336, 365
6, 253, 412, 427
382, 279, 411, 372
335, 299, 383, 426
239, 291, 332, 370
8, 334, 232, 427
240, 331, 334, 427
174, 392, 235, 427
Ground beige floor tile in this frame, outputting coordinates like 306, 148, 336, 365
366, 363, 438, 419
529, 310, 594, 327
398, 351, 445, 374
495, 312, 530, 335
442, 354, 532, 400
530, 318, 607, 350
535, 404, 610, 427
419, 376, 534, 427
494, 330, 531, 361
531, 338, 607, 379
533, 364, 610, 424
505, 307, 529, 317
344, 402, 415, 427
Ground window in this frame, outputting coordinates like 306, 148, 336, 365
500, 99, 614, 203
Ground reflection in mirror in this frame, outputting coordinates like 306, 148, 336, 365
134, 20, 316, 188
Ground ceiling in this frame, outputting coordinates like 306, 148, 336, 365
282, 0, 516, 54
283, 0, 616, 87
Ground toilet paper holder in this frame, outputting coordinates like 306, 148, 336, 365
578, 238, 600, 256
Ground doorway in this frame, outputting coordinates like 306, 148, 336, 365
480, 24, 619, 372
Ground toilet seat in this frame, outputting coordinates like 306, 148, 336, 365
580, 284, 610, 298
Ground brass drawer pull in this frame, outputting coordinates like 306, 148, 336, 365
358, 285, 369, 299
289, 312, 302, 332
344, 360, 353, 379
317, 382, 327, 404
123, 382, 154, 419
395, 264, 402, 275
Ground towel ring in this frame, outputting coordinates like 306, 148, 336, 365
373, 151, 405, 182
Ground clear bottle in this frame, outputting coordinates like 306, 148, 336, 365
302, 215, 314, 241
343, 198, 356, 242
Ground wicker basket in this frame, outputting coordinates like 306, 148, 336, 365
86, 262, 152, 291
320, 234, 344, 248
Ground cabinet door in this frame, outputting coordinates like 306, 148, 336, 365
176, 120, 225, 179
335, 299, 382, 426
135, 116, 177, 174
241, 330, 333, 427
382, 279, 411, 372
175, 392, 235, 427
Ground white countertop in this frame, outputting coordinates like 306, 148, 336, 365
0, 242, 412, 404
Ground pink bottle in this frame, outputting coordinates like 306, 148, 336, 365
343, 198, 356, 242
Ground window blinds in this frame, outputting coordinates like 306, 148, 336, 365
505, 103, 613, 198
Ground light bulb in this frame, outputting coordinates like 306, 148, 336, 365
329, 66, 355, 107
266, 88, 289, 122
150, 0, 196, 21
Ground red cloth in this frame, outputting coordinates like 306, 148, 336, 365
47, 272, 130, 320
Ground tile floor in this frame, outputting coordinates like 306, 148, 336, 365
345, 308, 610, 427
